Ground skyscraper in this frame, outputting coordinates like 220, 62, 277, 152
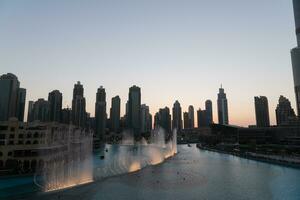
275, 96, 296, 126
72, 81, 86, 127
172, 100, 182, 131
183, 112, 189, 129
27, 101, 34, 122
141, 104, 152, 133
95, 86, 107, 140
188, 105, 194, 128
156, 107, 171, 134
16, 88, 26, 122
32, 98, 50, 122
61, 108, 72, 125
127, 85, 141, 137
48, 90, 62, 122
0, 73, 26, 121
197, 108, 207, 127
254, 96, 270, 127
291, 0, 300, 116
110, 95, 120, 133
217, 86, 229, 125
154, 112, 160, 129
205, 100, 213, 125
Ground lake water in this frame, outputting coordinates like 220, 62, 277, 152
1, 144, 300, 200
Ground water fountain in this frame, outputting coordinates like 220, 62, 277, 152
35, 125, 93, 192
93, 128, 177, 179
35, 126, 177, 192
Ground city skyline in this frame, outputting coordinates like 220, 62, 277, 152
3, 74, 298, 129
0, 0, 297, 126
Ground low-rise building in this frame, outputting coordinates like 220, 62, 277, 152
0, 118, 92, 175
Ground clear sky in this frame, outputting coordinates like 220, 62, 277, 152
0, 0, 297, 127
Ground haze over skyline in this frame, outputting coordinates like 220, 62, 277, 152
0, 0, 297, 126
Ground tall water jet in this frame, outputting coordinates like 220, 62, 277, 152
93, 127, 177, 179
35, 124, 93, 192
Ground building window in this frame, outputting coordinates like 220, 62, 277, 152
19, 134, 24, 138
34, 132, 39, 138
26, 141, 31, 145
33, 140, 38, 144
8, 152, 12, 156
0, 152, 3, 157
10, 127, 15, 132
18, 141, 23, 145
27, 133, 32, 138
0, 134, 5, 139
8, 141, 14, 145
9, 134, 14, 139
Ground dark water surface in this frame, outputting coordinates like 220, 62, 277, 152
1, 144, 300, 200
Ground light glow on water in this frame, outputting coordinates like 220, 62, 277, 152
129, 162, 142, 172
45, 179, 93, 192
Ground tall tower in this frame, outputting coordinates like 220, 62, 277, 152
0, 73, 26, 122
254, 96, 270, 127
188, 105, 195, 128
110, 95, 120, 133
95, 86, 107, 140
32, 98, 50, 122
183, 112, 189, 129
72, 81, 86, 128
172, 100, 182, 131
197, 108, 207, 127
128, 85, 141, 137
141, 104, 152, 133
205, 100, 213, 125
217, 86, 229, 125
157, 107, 171, 134
291, 0, 300, 116
276, 95, 296, 126
48, 90, 62, 122
27, 101, 34, 122
16, 88, 26, 122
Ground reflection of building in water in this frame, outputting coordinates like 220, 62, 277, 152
0, 118, 92, 175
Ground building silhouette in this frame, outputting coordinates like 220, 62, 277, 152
155, 107, 171, 134
71, 81, 86, 127
188, 105, 195, 128
32, 98, 50, 122
254, 96, 270, 127
275, 96, 296, 126
197, 108, 207, 127
205, 100, 213, 125
217, 86, 229, 125
95, 86, 107, 140
110, 95, 120, 133
27, 101, 34, 122
127, 85, 141, 137
61, 108, 71, 124
48, 90, 62, 122
0, 73, 26, 122
16, 88, 26, 122
183, 112, 189, 129
291, 0, 300, 116
172, 100, 182, 131
141, 104, 152, 133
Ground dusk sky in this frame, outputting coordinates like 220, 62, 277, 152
0, 0, 297, 126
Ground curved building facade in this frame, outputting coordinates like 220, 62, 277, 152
291, 0, 300, 116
